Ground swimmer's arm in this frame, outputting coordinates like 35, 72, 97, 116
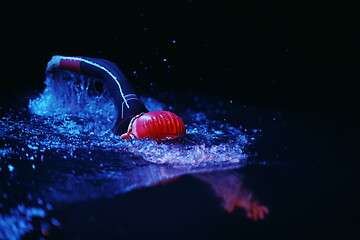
46, 56, 112, 79
46, 55, 82, 73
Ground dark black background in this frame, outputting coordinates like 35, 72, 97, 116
2, 0, 359, 115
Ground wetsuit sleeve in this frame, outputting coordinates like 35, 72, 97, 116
46, 55, 81, 73
46, 55, 148, 135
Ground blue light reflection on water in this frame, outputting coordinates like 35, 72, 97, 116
0, 71, 269, 238
26, 71, 253, 167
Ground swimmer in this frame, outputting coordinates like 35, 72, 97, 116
46, 55, 186, 141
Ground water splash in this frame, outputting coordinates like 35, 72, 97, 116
125, 111, 249, 167
25, 70, 252, 168
29, 70, 117, 135
0, 71, 259, 239
0, 205, 46, 240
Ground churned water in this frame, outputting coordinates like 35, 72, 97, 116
1, 71, 264, 239
1, 70, 356, 239
27, 70, 252, 167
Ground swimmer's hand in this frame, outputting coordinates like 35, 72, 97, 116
243, 201, 269, 221
224, 194, 269, 221
46, 55, 62, 72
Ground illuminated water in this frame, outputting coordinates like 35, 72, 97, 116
1, 71, 357, 239
26, 71, 252, 167
0, 71, 263, 239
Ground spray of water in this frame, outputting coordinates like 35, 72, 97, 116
27, 70, 251, 168
0, 70, 259, 239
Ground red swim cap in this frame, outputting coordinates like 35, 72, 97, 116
121, 111, 186, 141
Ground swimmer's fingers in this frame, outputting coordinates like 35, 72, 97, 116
247, 204, 269, 221
46, 55, 63, 72
256, 205, 269, 220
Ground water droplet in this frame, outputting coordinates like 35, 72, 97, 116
46, 203, 53, 210
8, 164, 14, 172
50, 217, 61, 227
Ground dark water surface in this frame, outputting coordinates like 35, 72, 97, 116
1, 73, 358, 239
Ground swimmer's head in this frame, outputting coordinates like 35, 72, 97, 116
120, 111, 186, 141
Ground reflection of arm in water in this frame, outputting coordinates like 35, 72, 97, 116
194, 171, 269, 221
148, 170, 269, 221
46, 55, 185, 140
